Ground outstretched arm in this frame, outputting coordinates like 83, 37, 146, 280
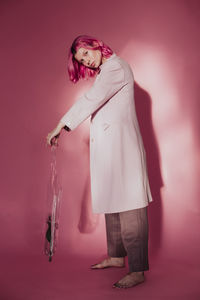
60, 61, 126, 131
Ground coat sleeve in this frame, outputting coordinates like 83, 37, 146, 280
60, 61, 126, 131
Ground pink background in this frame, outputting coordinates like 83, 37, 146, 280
1, 0, 200, 299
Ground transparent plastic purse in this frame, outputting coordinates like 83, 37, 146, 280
44, 145, 62, 262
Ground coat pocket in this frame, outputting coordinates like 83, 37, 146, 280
102, 122, 110, 131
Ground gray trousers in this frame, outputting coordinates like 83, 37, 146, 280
105, 206, 149, 272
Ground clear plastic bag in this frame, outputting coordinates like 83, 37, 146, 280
44, 145, 62, 262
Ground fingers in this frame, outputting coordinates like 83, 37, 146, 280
46, 126, 62, 147
51, 137, 59, 147
46, 134, 52, 147
46, 134, 59, 147
55, 133, 60, 139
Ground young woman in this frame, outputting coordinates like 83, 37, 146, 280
46, 35, 153, 289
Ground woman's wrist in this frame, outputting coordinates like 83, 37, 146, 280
57, 121, 66, 131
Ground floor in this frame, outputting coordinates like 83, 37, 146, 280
1, 252, 199, 300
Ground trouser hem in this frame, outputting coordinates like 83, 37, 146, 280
129, 265, 149, 272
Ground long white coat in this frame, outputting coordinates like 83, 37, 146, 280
60, 53, 153, 213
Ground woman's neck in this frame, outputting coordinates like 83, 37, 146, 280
101, 56, 107, 64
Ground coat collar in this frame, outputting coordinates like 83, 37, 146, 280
99, 52, 117, 70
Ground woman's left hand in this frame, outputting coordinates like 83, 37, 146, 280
46, 122, 65, 147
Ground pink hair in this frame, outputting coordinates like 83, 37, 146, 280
67, 35, 113, 83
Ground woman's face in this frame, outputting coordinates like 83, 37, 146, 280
74, 47, 102, 69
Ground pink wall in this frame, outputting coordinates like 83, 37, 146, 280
1, 0, 200, 269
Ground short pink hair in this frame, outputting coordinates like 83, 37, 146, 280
67, 35, 113, 83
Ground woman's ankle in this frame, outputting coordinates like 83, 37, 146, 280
110, 256, 125, 262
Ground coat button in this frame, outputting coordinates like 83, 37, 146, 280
91, 138, 94, 142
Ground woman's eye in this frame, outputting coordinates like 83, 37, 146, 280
85, 51, 88, 55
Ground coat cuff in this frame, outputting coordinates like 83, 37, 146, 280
59, 116, 73, 131
63, 125, 71, 132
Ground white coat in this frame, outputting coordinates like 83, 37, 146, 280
60, 53, 153, 213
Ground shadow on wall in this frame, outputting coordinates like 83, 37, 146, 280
134, 82, 164, 258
